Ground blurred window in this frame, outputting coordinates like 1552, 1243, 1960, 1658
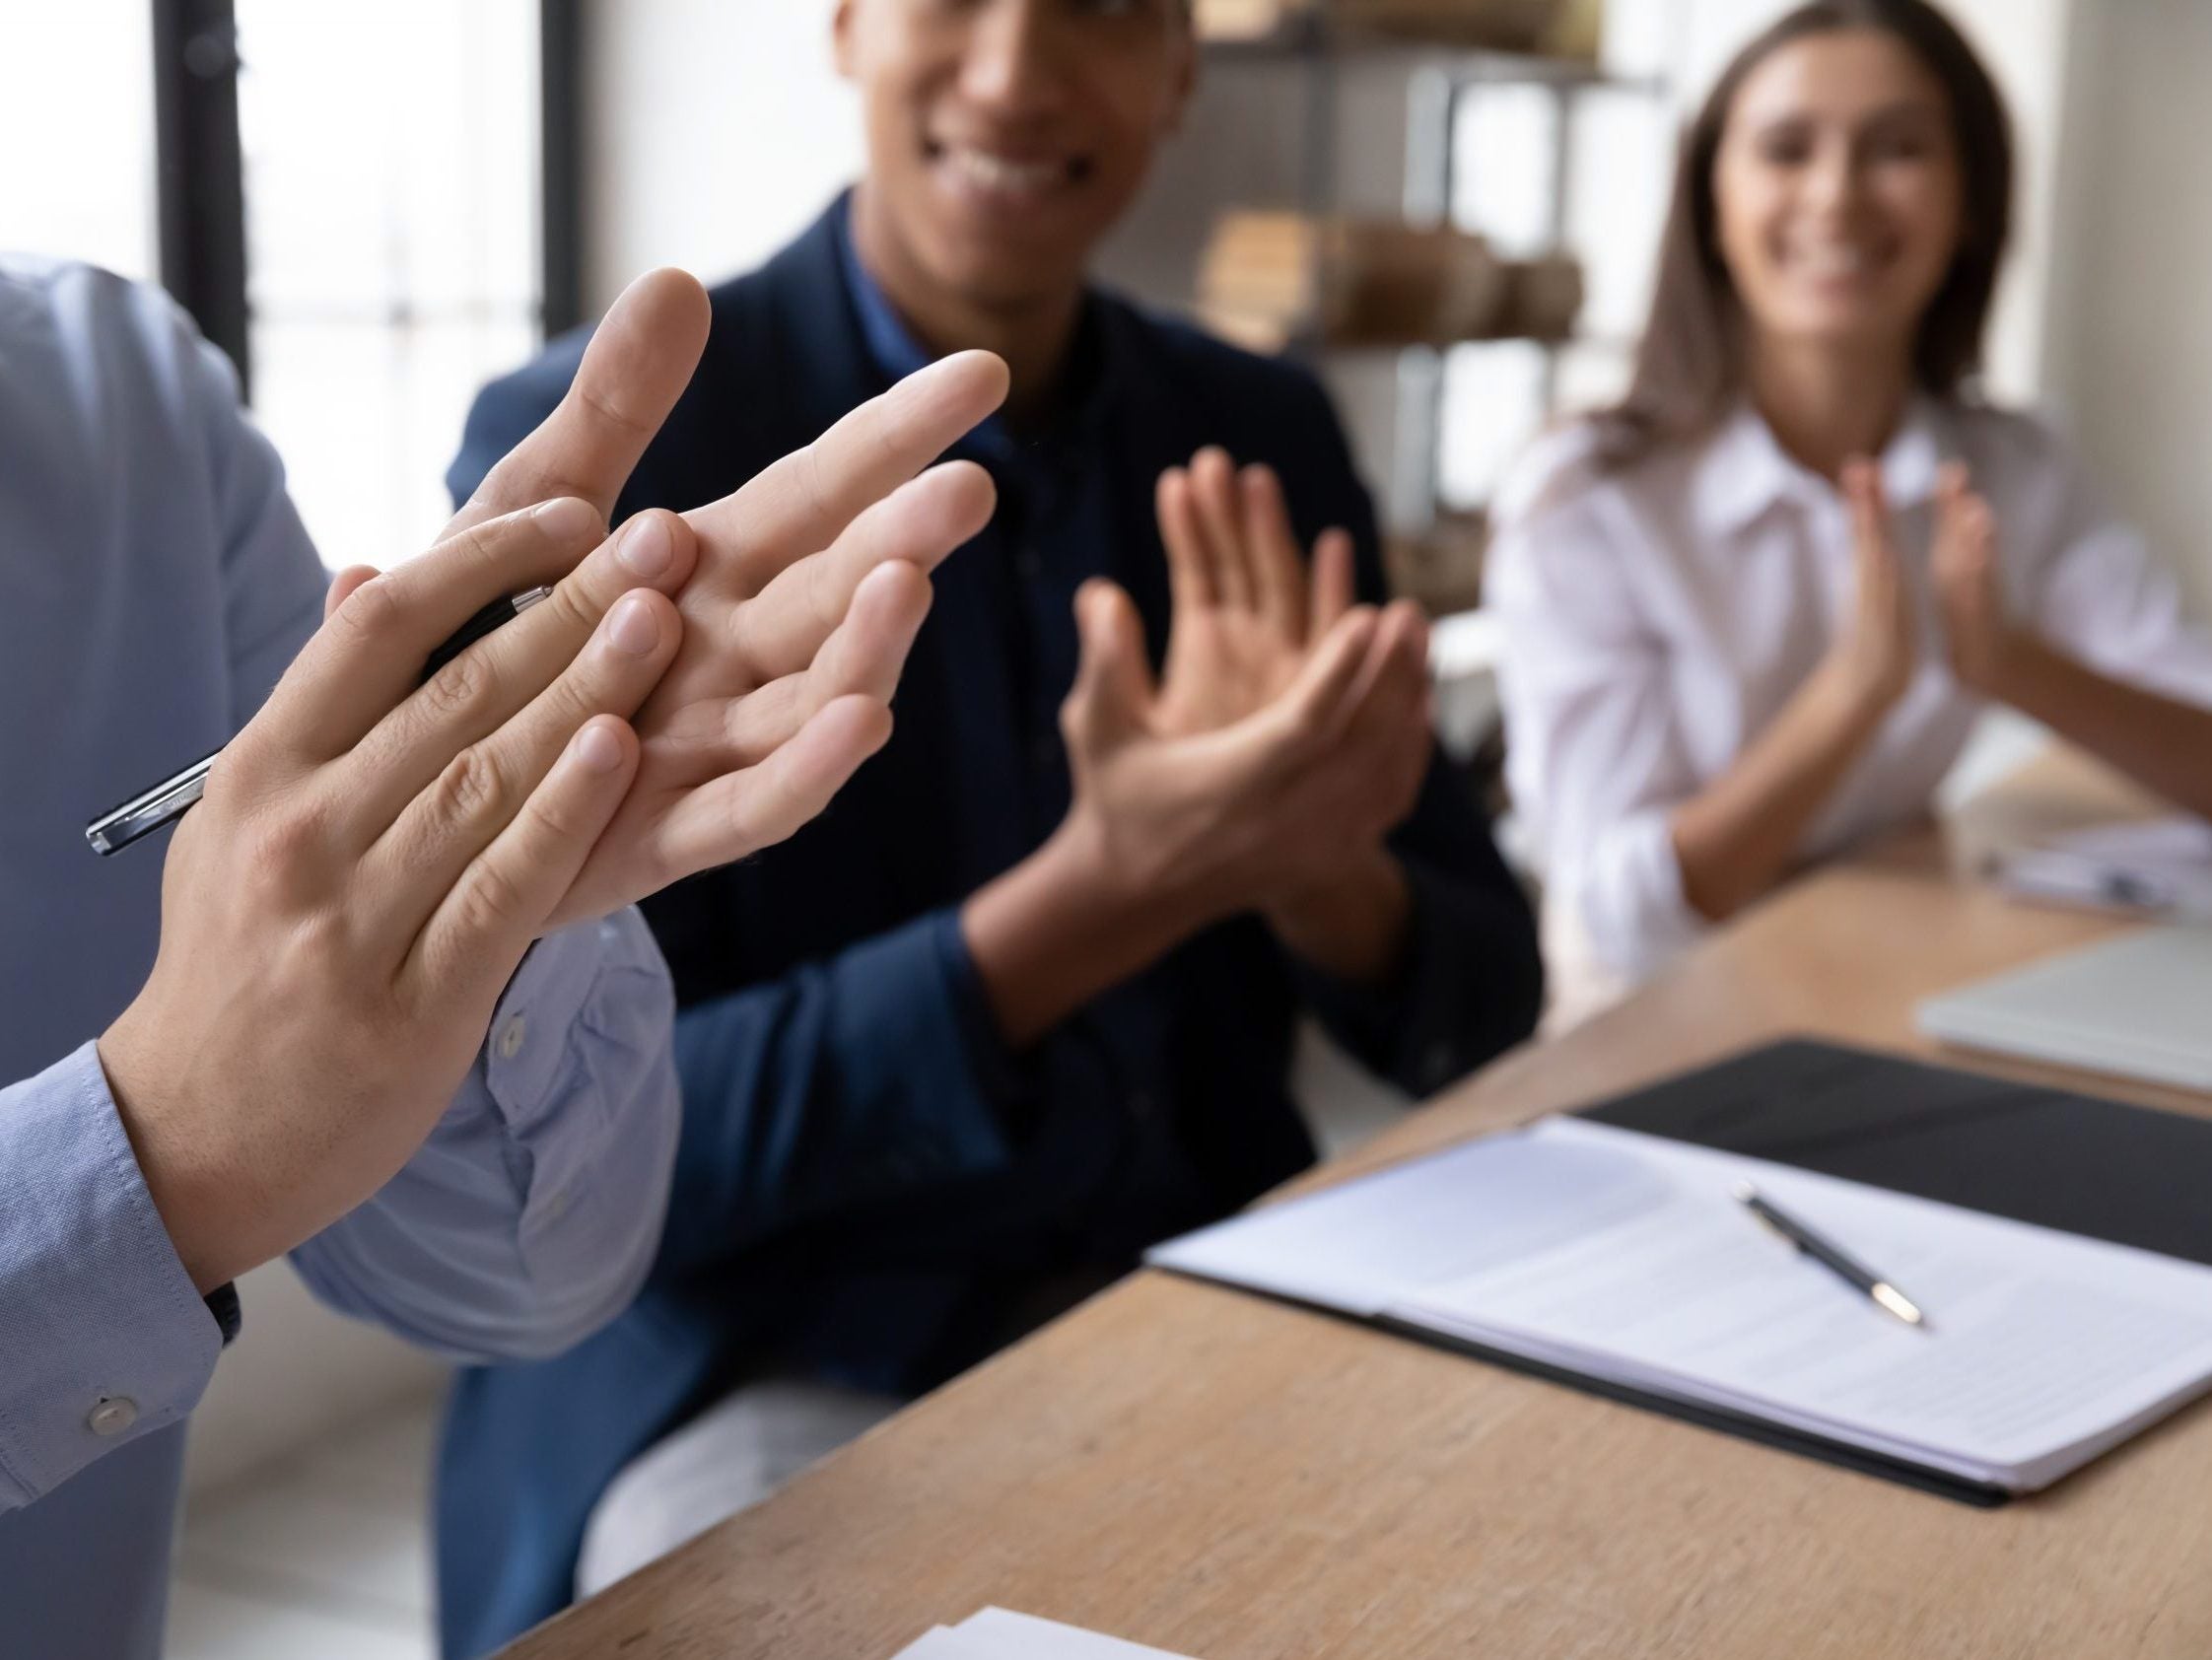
1438, 74, 1677, 513
0, 2, 159, 282
235, 0, 543, 571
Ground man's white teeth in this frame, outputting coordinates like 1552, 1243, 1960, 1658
945, 148, 1062, 193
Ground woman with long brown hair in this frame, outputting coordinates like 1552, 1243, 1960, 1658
1489, 0, 2212, 983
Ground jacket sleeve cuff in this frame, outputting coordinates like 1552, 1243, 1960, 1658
927, 908, 1040, 1143
1294, 855, 1542, 1098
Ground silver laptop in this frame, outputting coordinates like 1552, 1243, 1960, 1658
1916, 926, 2212, 1092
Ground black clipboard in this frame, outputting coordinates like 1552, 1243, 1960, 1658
1177, 1038, 2212, 1506
1575, 1037, 2212, 1270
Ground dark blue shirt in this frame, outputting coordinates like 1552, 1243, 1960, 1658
834, 194, 1119, 860
432, 197, 1543, 1658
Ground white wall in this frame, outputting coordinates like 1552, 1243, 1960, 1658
582, 0, 861, 307
0, 0, 157, 281
2039, 0, 2212, 618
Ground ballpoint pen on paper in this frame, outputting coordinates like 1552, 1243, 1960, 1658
1733, 1181, 1931, 1330
84, 588, 555, 856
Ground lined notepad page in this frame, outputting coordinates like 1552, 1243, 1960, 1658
1151, 1118, 2212, 1491
893, 1609, 1197, 1659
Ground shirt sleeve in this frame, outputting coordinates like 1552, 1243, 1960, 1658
2023, 448, 2212, 709
651, 908, 1020, 1276
129, 280, 331, 730
0, 1046, 223, 1513
1488, 487, 1710, 981
287, 911, 682, 1363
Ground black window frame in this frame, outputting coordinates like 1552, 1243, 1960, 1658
149, 0, 585, 394
151, 0, 249, 387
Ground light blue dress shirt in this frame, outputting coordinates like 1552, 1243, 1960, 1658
0, 257, 683, 1659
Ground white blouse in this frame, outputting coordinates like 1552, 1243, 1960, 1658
1487, 398, 2212, 983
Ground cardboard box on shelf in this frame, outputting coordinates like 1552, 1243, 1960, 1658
1195, 0, 1602, 60
1385, 509, 1490, 618
1199, 211, 1581, 352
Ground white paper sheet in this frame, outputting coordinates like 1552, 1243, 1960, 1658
954, 1608, 1195, 1658
1147, 1124, 1667, 1315
891, 1609, 1199, 1660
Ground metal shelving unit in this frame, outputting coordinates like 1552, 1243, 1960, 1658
1202, 21, 1665, 535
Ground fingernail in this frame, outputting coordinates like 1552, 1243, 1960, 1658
574, 722, 626, 774
533, 497, 596, 539
607, 593, 661, 656
619, 515, 672, 578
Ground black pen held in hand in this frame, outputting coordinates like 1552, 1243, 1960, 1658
85, 587, 554, 856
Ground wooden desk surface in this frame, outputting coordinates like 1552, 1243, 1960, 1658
505, 754, 2212, 1660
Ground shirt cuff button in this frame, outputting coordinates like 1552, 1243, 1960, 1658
495, 1014, 527, 1061
88, 1396, 139, 1437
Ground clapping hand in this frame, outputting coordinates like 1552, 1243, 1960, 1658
1060, 448, 1430, 934
102, 269, 1007, 1291
1150, 446, 1358, 734
1828, 457, 1919, 715
1928, 460, 2020, 694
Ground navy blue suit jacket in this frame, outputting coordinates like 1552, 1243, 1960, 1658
434, 203, 1542, 1656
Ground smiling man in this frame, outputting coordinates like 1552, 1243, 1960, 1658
434, 2, 1544, 1651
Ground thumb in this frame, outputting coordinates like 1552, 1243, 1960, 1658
1062, 580, 1156, 752
1932, 463, 1992, 577
1842, 458, 1892, 570
1307, 527, 1357, 641
1841, 458, 1905, 625
323, 564, 380, 624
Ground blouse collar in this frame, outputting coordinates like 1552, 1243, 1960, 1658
1693, 394, 1948, 535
